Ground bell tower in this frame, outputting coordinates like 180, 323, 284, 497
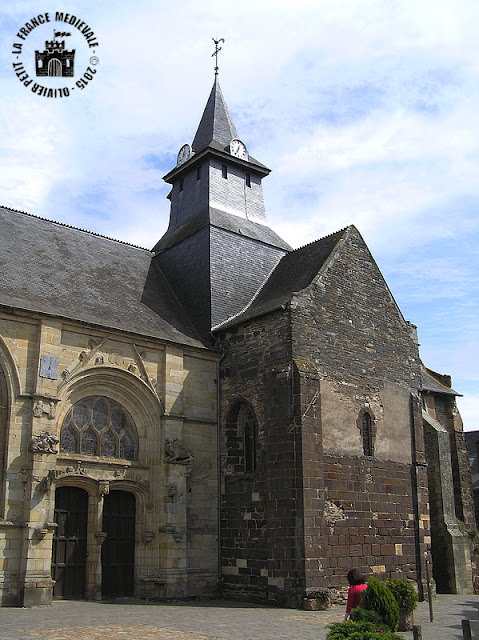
153, 78, 290, 341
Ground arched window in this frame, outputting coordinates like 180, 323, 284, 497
60, 396, 138, 460
362, 412, 374, 456
242, 406, 256, 473
226, 401, 257, 473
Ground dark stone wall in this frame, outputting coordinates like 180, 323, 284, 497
321, 455, 419, 585
216, 226, 431, 605
218, 310, 304, 605
291, 227, 428, 592
423, 420, 456, 592
430, 393, 475, 527
291, 227, 421, 403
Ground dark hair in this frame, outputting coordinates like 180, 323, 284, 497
347, 569, 366, 585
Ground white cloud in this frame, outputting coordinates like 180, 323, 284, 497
0, 0, 477, 422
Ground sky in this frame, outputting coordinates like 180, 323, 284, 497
0, 0, 477, 429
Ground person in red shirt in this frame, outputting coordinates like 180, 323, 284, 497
344, 569, 368, 620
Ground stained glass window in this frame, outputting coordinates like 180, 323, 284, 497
60, 396, 138, 460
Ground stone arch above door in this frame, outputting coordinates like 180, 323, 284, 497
56, 367, 163, 466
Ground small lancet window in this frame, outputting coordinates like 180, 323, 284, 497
362, 413, 374, 456
243, 408, 257, 473
226, 401, 258, 474
197, 166, 201, 181
245, 173, 251, 188
222, 164, 228, 179
179, 178, 184, 192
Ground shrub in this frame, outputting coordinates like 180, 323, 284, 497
361, 576, 399, 631
385, 579, 418, 614
326, 620, 402, 640
349, 606, 383, 625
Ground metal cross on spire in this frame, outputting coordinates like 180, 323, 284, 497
212, 37, 225, 76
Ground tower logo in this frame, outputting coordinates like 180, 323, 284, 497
11, 12, 100, 98
35, 31, 75, 78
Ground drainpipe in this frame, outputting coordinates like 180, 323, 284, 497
215, 346, 226, 598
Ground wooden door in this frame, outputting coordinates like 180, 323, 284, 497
52, 486, 88, 599
101, 490, 135, 597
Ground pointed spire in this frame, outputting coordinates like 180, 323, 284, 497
191, 79, 239, 152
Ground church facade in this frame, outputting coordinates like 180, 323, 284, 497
0, 79, 474, 607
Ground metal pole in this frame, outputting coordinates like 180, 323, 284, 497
424, 548, 433, 622
462, 619, 472, 640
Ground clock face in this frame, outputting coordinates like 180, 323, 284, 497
230, 138, 248, 160
177, 143, 191, 166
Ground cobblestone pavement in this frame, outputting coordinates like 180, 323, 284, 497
0, 595, 477, 640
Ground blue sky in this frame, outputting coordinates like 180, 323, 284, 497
1, 0, 478, 429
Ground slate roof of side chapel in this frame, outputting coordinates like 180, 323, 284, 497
214, 227, 347, 330
0, 206, 205, 348
420, 365, 461, 396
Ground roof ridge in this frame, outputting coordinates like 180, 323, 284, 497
0, 205, 150, 252
292, 226, 350, 252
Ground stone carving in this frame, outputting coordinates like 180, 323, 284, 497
98, 480, 110, 496
38, 469, 60, 492
59, 337, 108, 387
143, 531, 155, 543
165, 438, 193, 464
166, 485, 183, 502
33, 399, 56, 419
30, 431, 59, 454
158, 524, 183, 542
63, 461, 86, 475
108, 352, 124, 366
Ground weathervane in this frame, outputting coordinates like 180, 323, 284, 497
212, 37, 224, 76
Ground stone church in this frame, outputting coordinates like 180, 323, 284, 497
0, 78, 474, 607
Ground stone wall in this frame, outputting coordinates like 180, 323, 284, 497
216, 226, 431, 605
218, 310, 301, 605
0, 309, 218, 605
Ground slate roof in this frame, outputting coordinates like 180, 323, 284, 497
420, 365, 461, 396
0, 206, 205, 348
168, 80, 269, 175
153, 207, 291, 253
192, 79, 238, 152
214, 227, 347, 330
